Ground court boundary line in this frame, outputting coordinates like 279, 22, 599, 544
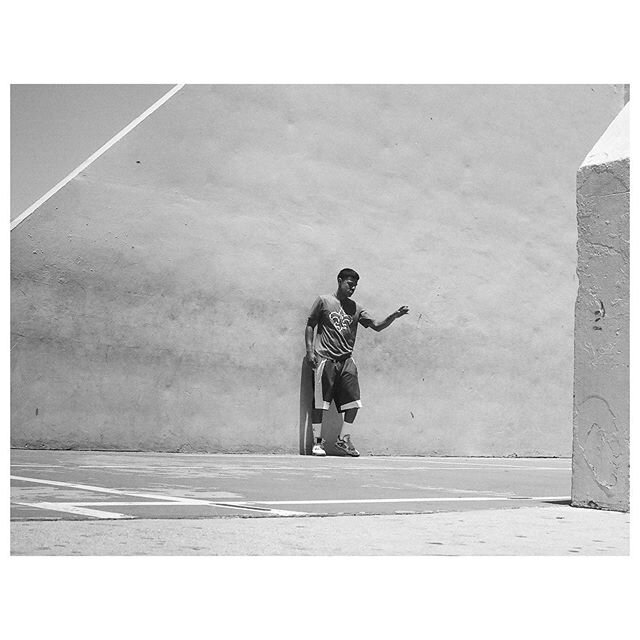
13, 502, 136, 520
12, 495, 570, 520
11, 474, 569, 519
13, 501, 306, 519
10, 475, 306, 518
10, 84, 185, 231
11, 462, 569, 471
252, 496, 570, 505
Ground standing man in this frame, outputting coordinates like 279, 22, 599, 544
305, 268, 409, 456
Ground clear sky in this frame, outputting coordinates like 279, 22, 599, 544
10, 84, 173, 220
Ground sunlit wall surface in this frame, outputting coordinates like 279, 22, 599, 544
11, 85, 626, 455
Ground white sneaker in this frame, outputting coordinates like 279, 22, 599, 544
312, 441, 326, 456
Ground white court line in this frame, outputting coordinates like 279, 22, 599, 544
11, 464, 65, 468
12, 494, 567, 519
12, 464, 208, 470
13, 500, 307, 518
13, 502, 134, 520
402, 460, 569, 470
10, 474, 197, 502
11, 463, 568, 472
60, 464, 568, 471
22, 501, 208, 507
16, 500, 287, 509
10, 475, 306, 517
10, 475, 567, 518
250, 495, 570, 505
57, 500, 305, 515
10, 84, 185, 231
76, 465, 207, 469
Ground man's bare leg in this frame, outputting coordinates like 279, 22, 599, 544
341, 408, 358, 436
336, 408, 360, 456
311, 408, 324, 441
311, 408, 326, 456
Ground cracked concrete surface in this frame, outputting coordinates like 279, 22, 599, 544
10, 505, 629, 555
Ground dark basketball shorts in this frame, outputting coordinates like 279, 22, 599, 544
314, 356, 362, 412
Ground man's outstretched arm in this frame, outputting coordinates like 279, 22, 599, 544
361, 306, 410, 332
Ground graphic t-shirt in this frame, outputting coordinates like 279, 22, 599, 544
307, 295, 373, 360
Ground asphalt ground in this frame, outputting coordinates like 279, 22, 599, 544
9, 449, 630, 555
11, 449, 571, 520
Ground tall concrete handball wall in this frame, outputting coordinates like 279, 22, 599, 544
11, 85, 626, 456
572, 103, 630, 512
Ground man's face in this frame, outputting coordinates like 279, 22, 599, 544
338, 276, 358, 297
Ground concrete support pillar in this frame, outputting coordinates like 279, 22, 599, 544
572, 103, 630, 512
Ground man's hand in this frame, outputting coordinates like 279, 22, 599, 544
395, 306, 410, 317
305, 352, 318, 369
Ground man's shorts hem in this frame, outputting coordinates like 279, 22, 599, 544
316, 400, 363, 412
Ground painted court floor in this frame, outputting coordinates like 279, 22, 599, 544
10, 450, 630, 555
11, 449, 571, 520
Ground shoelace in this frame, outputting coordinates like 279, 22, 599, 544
342, 436, 355, 451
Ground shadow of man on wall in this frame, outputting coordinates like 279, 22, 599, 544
299, 357, 345, 455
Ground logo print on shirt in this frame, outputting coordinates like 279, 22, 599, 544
329, 309, 352, 335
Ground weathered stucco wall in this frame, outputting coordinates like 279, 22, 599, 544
572, 103, 629, 511
11, 85, 626, 455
